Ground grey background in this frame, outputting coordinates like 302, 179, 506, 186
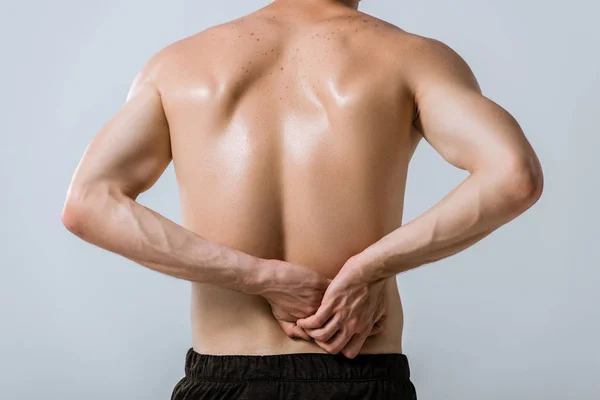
1, 1, 597, 399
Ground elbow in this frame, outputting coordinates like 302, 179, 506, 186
61, 196, 92, 238
62, 182, 128, 238
497, 155, 544, 213
61, 184, 101, 238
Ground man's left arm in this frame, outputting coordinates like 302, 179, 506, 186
296, 37, 544, 358
350, 38, 544, 281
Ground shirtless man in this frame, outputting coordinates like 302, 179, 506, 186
61, 0, 543, 398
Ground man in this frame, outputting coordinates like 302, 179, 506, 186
61, 0, 543, 398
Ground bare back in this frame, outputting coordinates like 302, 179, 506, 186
156, 2, 419, 355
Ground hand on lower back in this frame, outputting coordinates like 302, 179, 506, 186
295, 258, 389, 358
258, 259, 332, 340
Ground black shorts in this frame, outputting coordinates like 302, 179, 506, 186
171, 347, 417, 400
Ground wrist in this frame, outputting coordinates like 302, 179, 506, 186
346, 248, 389, 283
242, 257, 277, 296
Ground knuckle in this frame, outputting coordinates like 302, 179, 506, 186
301, 306, 315, 316
347, 318, 359, 331
315, 334, 329, 342
332, 318, 343, 330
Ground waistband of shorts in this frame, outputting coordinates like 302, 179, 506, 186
183, 347, 411, 382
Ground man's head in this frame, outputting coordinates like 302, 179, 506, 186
328, 0, 360, 8
343, 0, 361, 10
273, 0, 361, 11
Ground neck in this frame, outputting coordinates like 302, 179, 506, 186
273, 0, 359, 10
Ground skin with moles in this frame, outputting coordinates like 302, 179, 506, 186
62, 0, 543, 357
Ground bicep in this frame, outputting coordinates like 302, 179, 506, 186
71, 72, 171, 199
411, 39, 532, 173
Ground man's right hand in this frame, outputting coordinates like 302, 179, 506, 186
257, 259, 387, 342
257, 259, 333, 340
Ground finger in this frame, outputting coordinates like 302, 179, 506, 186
374, 313, 387, 328
313, 277, 332, 291
278, 320, 297, 338
304, 314, 341, 342
316, 328, 353, 355
296, 302, 334, 329
292, 324, 313, 341
367, 323, 384, 337
369, 313, 389, 336
279, 320, 312, 340
374, 303, 387, 322
341, 331, 370, 359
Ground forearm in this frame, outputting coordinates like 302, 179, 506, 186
62, 184, 273, 294
351, 167, 543, 282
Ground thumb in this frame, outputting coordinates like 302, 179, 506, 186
296, 302, 333, 329
279, 320, 311, 340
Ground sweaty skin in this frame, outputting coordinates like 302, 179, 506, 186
62, 0, 543, 357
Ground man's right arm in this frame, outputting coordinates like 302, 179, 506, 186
61, 49, 329, 341
60, 54, 273, 294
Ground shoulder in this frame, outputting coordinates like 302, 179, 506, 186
126, 24, 225, 97
147, 15, 270, 67
126, 36, 190, 97
401, 33, 481, 93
